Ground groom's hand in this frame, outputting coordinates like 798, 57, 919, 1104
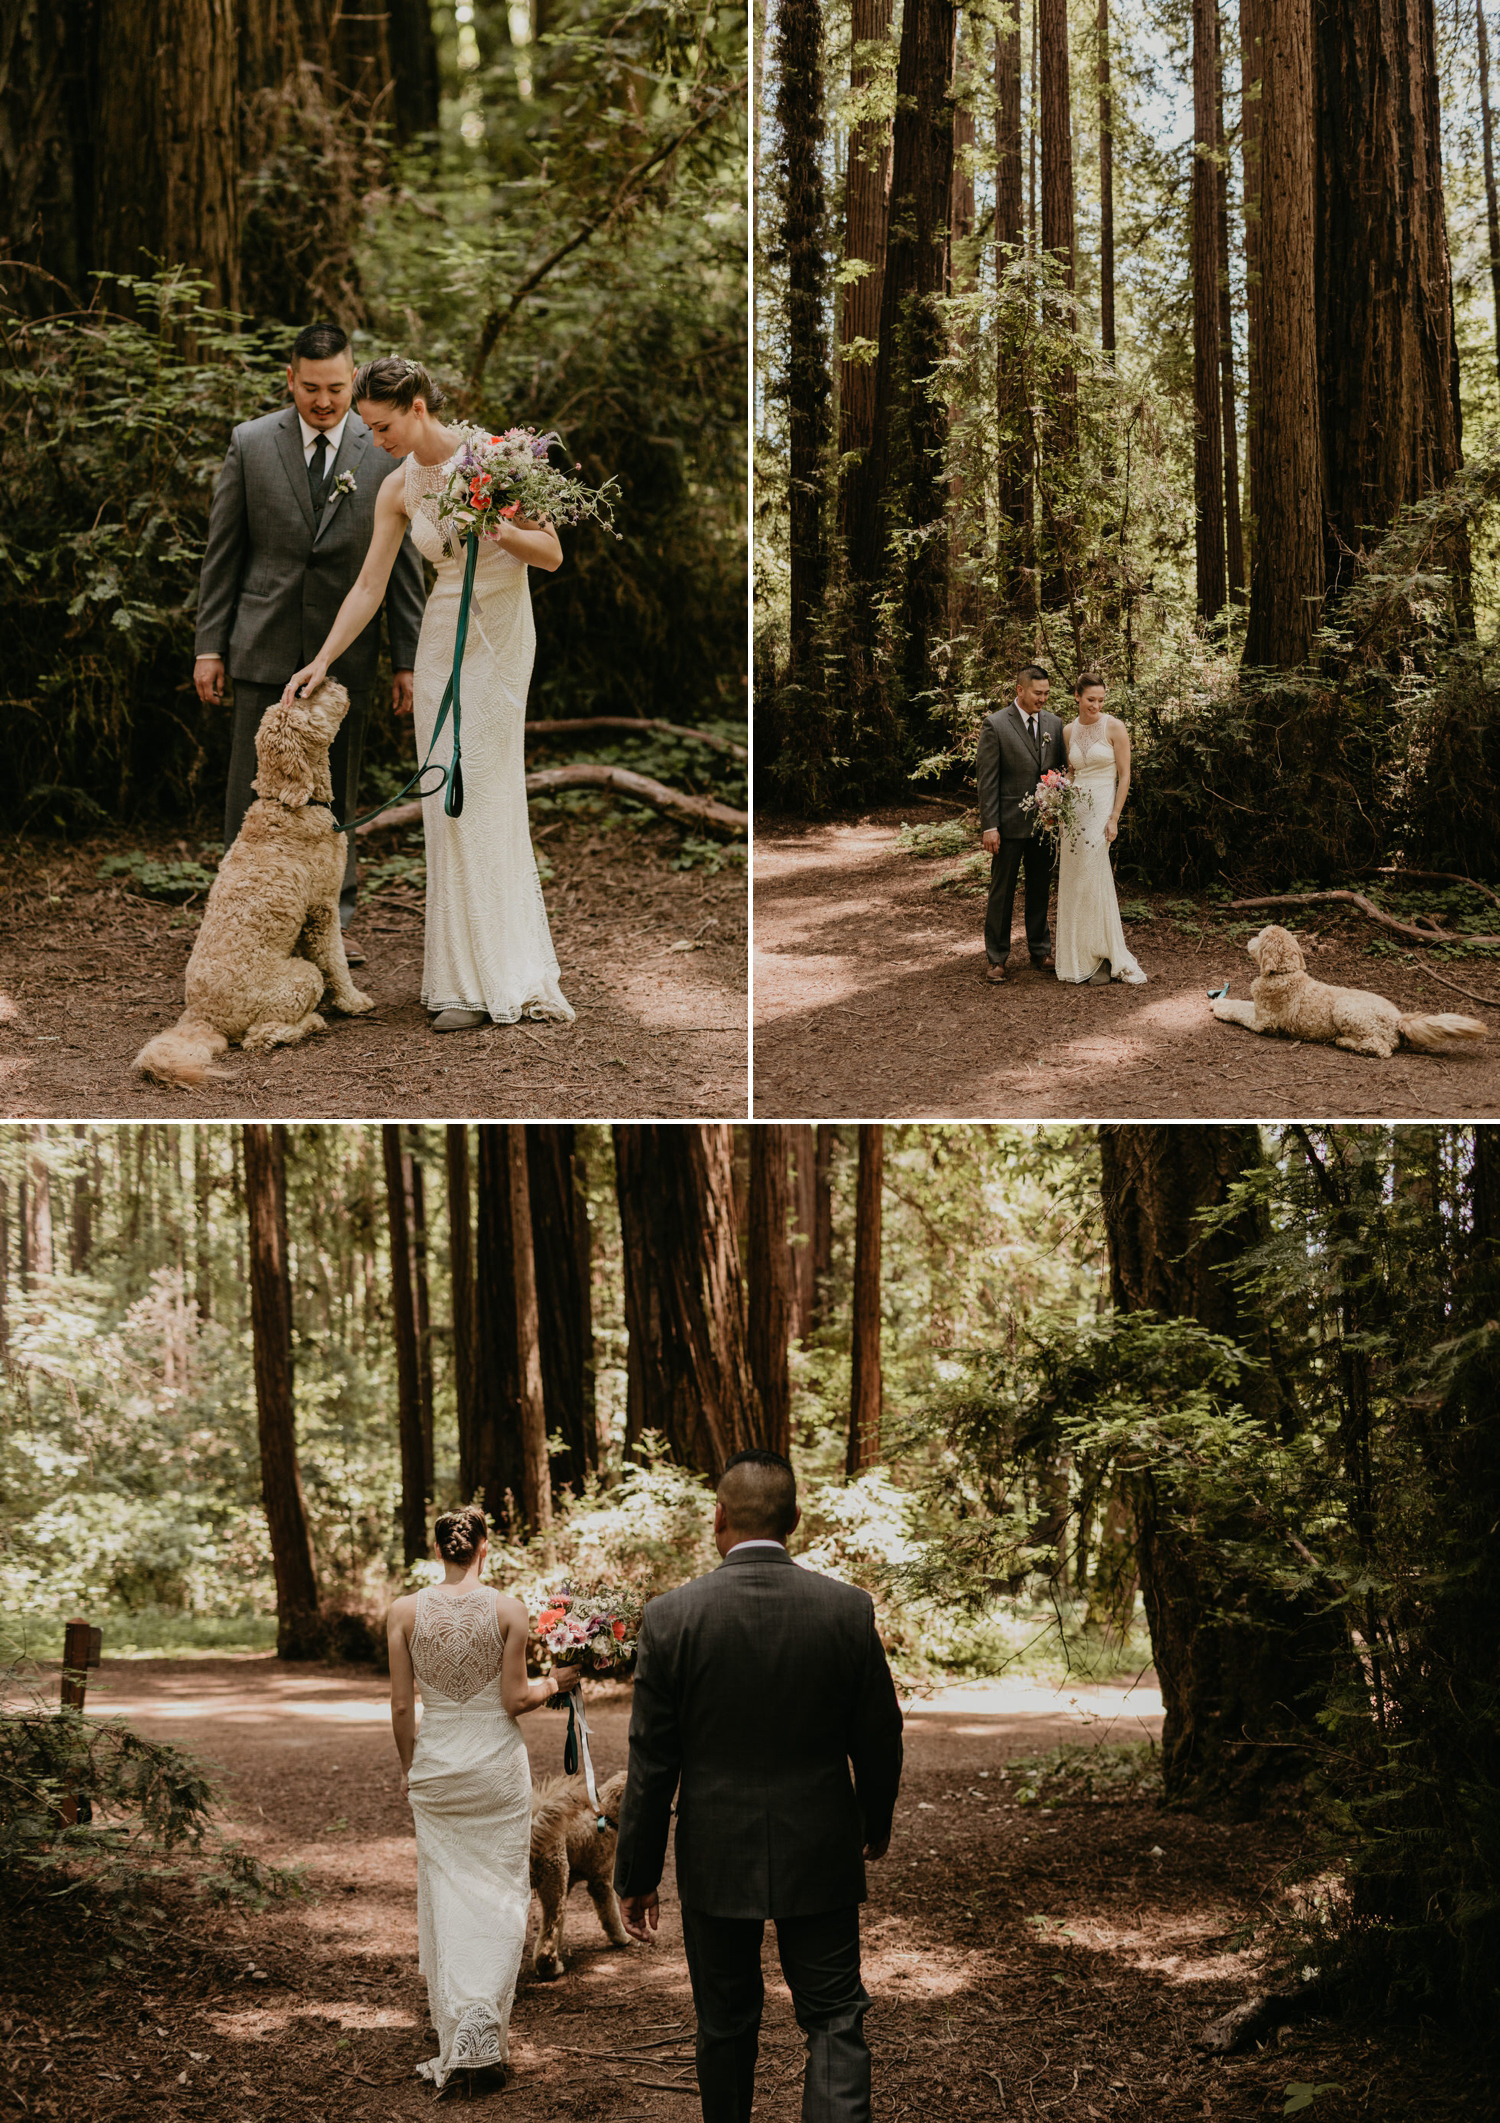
620, 1891, 660, 1943
391, 669, 415, 719
981, 828, 1000, 855
864, 1836, 890, 1861
194, 655, 226, 706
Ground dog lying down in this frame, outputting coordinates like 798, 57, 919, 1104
134, 680, 374, 1087
529, 1769, 630, 1980
1210, 924, 1487, 1058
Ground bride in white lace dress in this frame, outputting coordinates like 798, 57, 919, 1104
281, 356, 574, 1032
1054, 674, 1148, 986
387, 1506, 581, 2091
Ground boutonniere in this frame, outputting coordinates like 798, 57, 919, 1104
333, 470, 357, 497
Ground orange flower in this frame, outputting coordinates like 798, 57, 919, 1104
499, 502, 520, 519
611, 1619, 626, 1640
538, 1606, 565, 1630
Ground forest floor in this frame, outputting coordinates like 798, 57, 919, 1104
3, 1654, 1493, 2123
754, 806, 1500, 1118
0, 821, 747, 1120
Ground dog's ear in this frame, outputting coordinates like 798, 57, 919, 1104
306, 677, 351, 740
1256, 925, 1303, 978
252, 701, 317, 807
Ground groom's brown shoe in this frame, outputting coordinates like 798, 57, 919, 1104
985, 963, 1007, 984
1031, 954, 1055, 971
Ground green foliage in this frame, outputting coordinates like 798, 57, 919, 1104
1002, 1740, 1163, 1809
1283, 2087, 1342, 2116
97, 851, 219, 901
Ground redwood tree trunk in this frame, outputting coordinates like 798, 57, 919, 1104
446, 1126, 478, 1501
71, 1125, 92, 1276
1480, 3, 1500, 382
473, 1127, 525, 1528
1243, 0, 1323, 666
613, 1126, 763, 1477
789, 1125, 818, 1340
382, 1127, 428, 1565
748, 1127, 794, 1457
1098, 1125, 1336, 1812
1240, 0, 1264, 530
527, 1127, 597, 1491
1313, 0, 1464, 599
1098, 0, 1115, 359
995, 7, 1029, 551
1192, 0, 1227, 619
26, 1133, 52, 1282
243, 1126, 321, 1658
847, 1125, 884, 1476
774, 0, 830, 673
506, 1129, 552, 1535
839, 0, 895, 530
812, 1124, 837, 1328
1216, 52, 1246, 602
408, 1144, 436, 1499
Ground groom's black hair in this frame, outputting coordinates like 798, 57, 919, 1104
718, 1450, 798, 1539
1018, 662, 1049, 683
292, 322, 351, 365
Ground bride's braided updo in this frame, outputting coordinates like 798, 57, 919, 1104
433, 1505, 488, 1564
352, 354, 447, 414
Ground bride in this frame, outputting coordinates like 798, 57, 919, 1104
280, 356, 574, 1033
387, 1505, 581, 2091
1054, 672, 1148, 986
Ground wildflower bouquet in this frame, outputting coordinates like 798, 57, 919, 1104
535, 1579, 642, 1684
1020, 768, 1085, 851
435, 425, 618, 548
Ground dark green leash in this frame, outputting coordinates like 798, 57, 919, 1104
330, 533, 477, 835
560, 1684, 610, 1832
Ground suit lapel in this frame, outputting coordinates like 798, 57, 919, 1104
312, 419, 367, 547
274, 408, 317, 537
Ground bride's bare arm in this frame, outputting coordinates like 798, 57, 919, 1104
1106, 718, 1132, 841
498, 1593, 583, 1716
488, 510, 562, 572
279, 469, 411, 705
388, 1594, 418, 1788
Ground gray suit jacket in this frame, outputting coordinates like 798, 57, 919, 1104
976, 700, 1068, 838
194, 406, 426, 690
613, 1545, 904, 1920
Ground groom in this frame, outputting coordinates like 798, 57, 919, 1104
976, 661, 1067, 985
615, 1450, 904, 2123
192, 322, 427, 942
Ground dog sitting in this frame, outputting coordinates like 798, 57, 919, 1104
1210, 924, 1487, 1058
134, 680, 374, 1086
529, 1768, 630, 1980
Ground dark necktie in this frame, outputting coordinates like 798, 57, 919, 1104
308, 430, 329, 517
1026, 715, 1038, 758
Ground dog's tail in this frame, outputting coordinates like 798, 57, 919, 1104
1397, 1011, 1488, 1054
133, 1016, 231, 1088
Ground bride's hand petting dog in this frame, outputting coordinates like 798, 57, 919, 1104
1210, 924, 1487, 1059
133, 679, 375, 1087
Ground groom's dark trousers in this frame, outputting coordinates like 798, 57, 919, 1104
614, 1545, 904, 2123
985, 832, 1052, 966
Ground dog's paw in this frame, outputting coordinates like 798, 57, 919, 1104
337, 988, 375, 1016
533, 1952, 564, 1982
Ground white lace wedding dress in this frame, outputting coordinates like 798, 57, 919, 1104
1054, 718, 1148, 985
402, 436, 574, 1023
406, 1584, 532, 2089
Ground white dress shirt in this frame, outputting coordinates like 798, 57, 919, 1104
726, 1538, 790, 1555
1016, 698, 1039, 747
298, 410, 350, 465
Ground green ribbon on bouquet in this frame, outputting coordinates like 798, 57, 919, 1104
333, 532, 477, 834
560, 1682, 608, 1832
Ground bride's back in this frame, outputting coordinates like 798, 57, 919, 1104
409, 1583, 508, 1706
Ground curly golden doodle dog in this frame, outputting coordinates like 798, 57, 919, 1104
133, 680, 374, 1087
529, 1769, 630, 1980
1210, 924, 1487, 1058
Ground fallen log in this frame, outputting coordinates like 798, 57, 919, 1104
1196, 1984, 1327, 2056
1227, 890, 1500, 949
524, 716, 747, 761
356, 768, 747, 841
1357, 866, 1500, 910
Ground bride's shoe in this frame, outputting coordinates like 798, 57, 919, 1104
431, 1009, 488, 1032
1087, 963, 1112, 985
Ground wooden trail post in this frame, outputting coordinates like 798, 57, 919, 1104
58, 1617, 101, 1826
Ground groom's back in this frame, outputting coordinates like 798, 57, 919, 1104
615, 1548, 903, 1920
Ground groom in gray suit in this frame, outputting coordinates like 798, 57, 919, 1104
615, 1450, 904, 2123
975, 661, 1067, 985
192, 323, 427, 935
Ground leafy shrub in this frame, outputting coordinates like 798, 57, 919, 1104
1001, 1739, 1162, 1808
98, 852, 218, 901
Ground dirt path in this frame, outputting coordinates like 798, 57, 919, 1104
753, 810, 1500, 1119
0, 823, 746, 1119
5, 1654, 1488, 2122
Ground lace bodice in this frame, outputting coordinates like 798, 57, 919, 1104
1068, 718, 1115, 770
402, 434, 527, 585
410, 1585, 506, 1705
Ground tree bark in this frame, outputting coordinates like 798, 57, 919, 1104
843, 0, 956, 702
1098, 1125, 1335, 1812
506, 1129, 552, 1535
812, 1124, 837, 1329
847, 1125, 884, 1476
995, 7, 1030, 551
472, 1127, 525, 1529
748, 1128, 795, 1457
1192, 0, 1227, 619
446, 1127, 479, 1501
192, 1127, 212, 1321
382, 1127, 428, 1566
1480, 3, 1500, 383
26, 1131, 52, 1282
1098, 0, 1115, 358
242, 1126, 320, 1659
840, 0, 895, 527
789, 1125, 818, 1340
71, 1125, 92, 1276
1243, 0, 1322, 666
773, 0, 830, 673
1240, 0, 1264, 531
613, 1126, 763, 1477
1313, 0, 1464, 601
408, 1144, 436, 1499
527, 1127, 598, 1491
1038, 0, 1078, 529
1216, 49, 1247, 602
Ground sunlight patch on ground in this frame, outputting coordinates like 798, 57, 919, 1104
206, 2004, 419, 2037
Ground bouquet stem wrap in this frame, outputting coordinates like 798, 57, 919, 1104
561, 1684, 607, 1828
